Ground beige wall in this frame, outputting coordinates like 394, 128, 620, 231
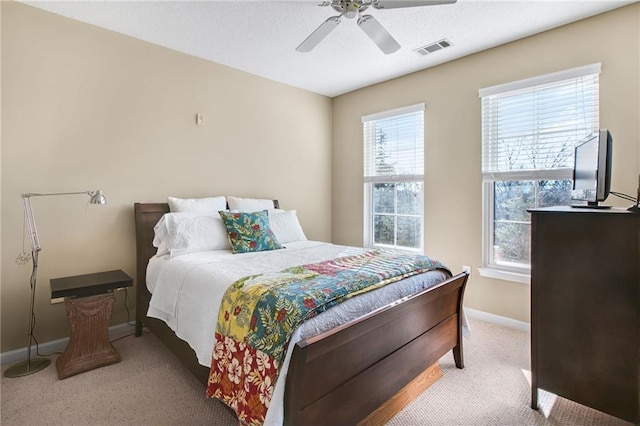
332, 4, 640, 323
1, 2, 332, 352
2, 2, 638, 354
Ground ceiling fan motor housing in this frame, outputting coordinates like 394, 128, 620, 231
332, 0, 368, 18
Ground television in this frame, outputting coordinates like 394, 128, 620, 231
571, 129, 612, 209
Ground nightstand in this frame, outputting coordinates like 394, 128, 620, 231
50, 269, 133, 379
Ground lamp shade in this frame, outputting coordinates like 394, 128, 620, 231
89, 190, 106, 205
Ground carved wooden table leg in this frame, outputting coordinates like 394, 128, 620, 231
56, 293, 121, 379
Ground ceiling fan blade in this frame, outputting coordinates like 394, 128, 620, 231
357, 14, 400, 54
296, 16, 342, 52
372, 0, 456, 9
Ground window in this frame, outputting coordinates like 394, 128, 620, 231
363, 103, 424, 251
479, 64, 600, 282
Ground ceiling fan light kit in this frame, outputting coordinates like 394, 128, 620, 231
296, 0, 457, 54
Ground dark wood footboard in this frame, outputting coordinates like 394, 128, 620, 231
284, 272, 467, 426
134, 202, 468, 425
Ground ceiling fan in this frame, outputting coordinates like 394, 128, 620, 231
296, 0, 457, 54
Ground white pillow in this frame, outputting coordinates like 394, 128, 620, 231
268, 210, 307, 244
227, 196, 275, 212
167, 196, 226, 213
153, 212, 230, 257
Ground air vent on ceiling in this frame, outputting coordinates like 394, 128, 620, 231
414, 39, 452, 56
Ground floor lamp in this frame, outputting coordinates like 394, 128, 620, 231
4, 190, 107, 378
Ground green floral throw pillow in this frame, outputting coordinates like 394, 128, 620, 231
219, 210, 282, 254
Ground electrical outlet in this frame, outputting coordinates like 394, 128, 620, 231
462, 265, 471, 277
196, 113, 204, 126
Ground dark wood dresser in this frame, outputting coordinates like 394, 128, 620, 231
529, 206, 639, 424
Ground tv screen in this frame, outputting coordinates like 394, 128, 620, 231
571, 129, 612, 208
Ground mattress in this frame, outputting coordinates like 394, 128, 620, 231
146, 240, 452, 425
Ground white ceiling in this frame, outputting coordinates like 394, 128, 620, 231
23, 0, 636, 97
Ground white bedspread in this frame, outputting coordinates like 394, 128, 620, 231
146, 240, 452, 426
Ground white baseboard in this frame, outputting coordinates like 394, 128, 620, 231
465, 307, 530, 332
2, 312, 527, 366
0, 322, 135, 367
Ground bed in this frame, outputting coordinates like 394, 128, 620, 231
134, 201, 468, 425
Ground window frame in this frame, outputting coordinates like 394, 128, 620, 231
478, 64, 600, 283
362, 103, 425, 252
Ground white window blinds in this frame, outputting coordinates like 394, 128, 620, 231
363, 103, 425, 183
480, 64, 600, 181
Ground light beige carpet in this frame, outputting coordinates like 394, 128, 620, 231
1, 318, 632, 425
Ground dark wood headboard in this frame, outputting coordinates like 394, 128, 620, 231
134, 203, 169, 301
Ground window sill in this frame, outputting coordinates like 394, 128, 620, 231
369, 244, 423, 254
478, 267, 530, 284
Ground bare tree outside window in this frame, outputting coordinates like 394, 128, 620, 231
481, 67, 599, 274
492, 136, 574, 265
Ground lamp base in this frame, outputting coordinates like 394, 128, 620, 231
4, 357, 51, 378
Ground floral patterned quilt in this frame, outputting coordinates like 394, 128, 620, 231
205, 249, 449, 425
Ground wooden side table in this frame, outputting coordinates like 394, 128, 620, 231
50, 270, 133, 379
